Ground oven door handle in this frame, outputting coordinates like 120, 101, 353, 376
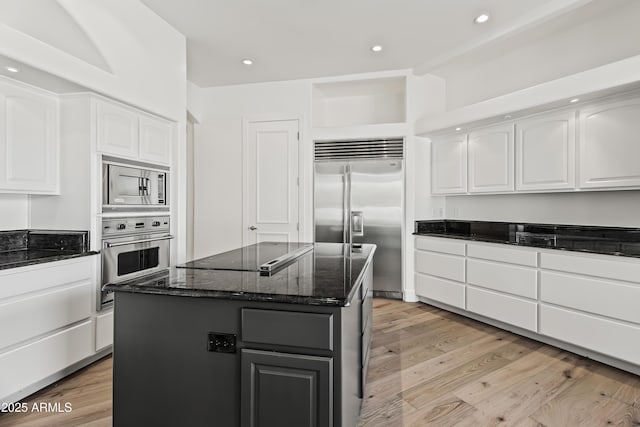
105, 235, 174, 248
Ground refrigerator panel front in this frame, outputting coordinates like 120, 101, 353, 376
350, 160, 403, 295
314, 162, 347, 243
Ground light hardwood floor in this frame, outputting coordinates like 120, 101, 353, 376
1, 299, 639, 426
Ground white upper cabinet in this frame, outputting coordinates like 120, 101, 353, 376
97, 100, 172, 165
431, 134, 467, 194
97, 101, 139, 159
515, 110, 576, 191
579, 97, 640, 189
139, 115, 172, 164
0, 79, 58, 194
468, 123, 514, 193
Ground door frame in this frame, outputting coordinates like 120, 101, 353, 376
241, 114, 306, 246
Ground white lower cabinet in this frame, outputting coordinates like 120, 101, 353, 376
0, 321, 93, 400
415, 250, 465, 282
415, 235, 640, 372
466, 287, 537, 332
540, 270, 640, 324
0, 256, 101, 403
466, 258, 537, 299
96, 310, 114, 351
539, 305, 640, 366
0, 282, 92, 349
415, 273, 465, 309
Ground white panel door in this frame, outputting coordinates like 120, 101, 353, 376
468, 123, 514, 193
579, 96, 640, 188
97, 101, 139, 159
0, 81, 58, 193
139, 115, 172, 165
431, 134, 467, 194
516, 110, 576, 191
244, 120, 300, 245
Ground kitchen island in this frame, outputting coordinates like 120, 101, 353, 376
105, 242, 375, 427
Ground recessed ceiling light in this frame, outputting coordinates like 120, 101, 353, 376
570, 98, 580, 103
5, 66, 18, 73
455, 127, 462, 131
474, 13, 490, 24
371, 45, 383, 52
504, 115, 512, 119
242, 58, 253, 66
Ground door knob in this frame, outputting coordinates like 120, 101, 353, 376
248, 226, 258, 230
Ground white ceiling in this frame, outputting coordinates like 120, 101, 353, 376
141, 0, 603, 88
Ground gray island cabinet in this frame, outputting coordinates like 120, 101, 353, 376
106, 242, 374, 427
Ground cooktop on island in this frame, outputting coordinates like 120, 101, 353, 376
176, 241, 314, 272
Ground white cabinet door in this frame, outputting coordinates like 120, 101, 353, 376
431, 134, 467, 194
579, 97, 640, 188
97, 101, 139, 159
468, 123, 514, 193
139, 115, 172, 165
243, 120, 300, 245
516, 110, 576, 191
0, 80, 58, 193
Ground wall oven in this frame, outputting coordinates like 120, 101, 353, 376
102, 156, 169, 211
100, 216, 172, 309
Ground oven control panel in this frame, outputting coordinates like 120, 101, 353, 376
102, 216, 170, 236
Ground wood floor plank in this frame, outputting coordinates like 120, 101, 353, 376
530, 365, 640, 426
402, 340, 529, 410
466, 353, 590, 425
452, 346, 568, 406
2, 298, 639, 426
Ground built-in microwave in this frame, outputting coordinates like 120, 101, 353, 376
102, 156, 169, 211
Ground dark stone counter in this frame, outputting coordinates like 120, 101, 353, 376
105, 242, 376, 306
0, 229, 97, 270
414, 220, 640, 258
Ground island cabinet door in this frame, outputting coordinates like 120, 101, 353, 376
241, 349, 333, 427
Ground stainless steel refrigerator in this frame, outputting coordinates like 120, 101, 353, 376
314, 138, 404, 299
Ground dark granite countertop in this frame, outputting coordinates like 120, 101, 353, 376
105, 242, 376, 306
414, 220, 640, 258
0, 229, 97, 270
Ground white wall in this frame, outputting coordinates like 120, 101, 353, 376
0, 0, 186, 121
191, 79, 312, 258
439, 0, 640, 109
0, 195, 29, 230
445, 191, 640, 227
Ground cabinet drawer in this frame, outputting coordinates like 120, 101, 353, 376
0, 320, 93, 401
0, 257, 94, 300
540, 252, 640, 283
242, 309, 333, 351
96, 310, 114, 351
467, 287, 537, 331
467, 243, 537, 267
415, 250, 465, 282
540, 271, 640, 324
415, 237, 465, 256
467, 259, 537, 299
415, 273, 465, 309
540, 304, 640, 365
0, 282, 92, 350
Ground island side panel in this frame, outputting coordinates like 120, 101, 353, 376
112, 292, 242, 427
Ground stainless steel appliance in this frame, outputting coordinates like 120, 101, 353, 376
100, 216, 172, 309
314, 138, 404, 299
102, 156, 169, 211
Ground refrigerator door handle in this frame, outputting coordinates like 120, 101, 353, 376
351, 211, 364, 236
343, 164, 349, 244
346, 163, 352, 244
